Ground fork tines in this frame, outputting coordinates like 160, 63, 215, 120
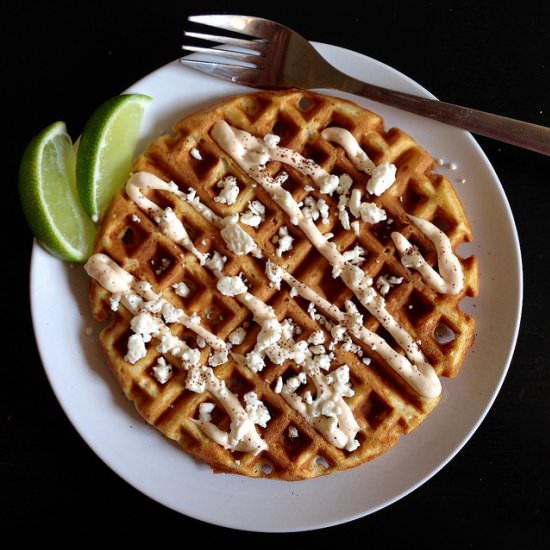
182, 15, 270, 70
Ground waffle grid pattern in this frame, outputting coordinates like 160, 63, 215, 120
90, 90, 478, 480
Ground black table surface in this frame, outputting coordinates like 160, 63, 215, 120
6, 2, 549, 544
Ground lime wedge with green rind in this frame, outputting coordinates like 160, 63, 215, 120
19, 121, 96, 262
76, 93, 152, 221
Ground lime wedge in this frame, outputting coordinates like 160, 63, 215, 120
76, 93, 152, 221
19, 121, 96, 262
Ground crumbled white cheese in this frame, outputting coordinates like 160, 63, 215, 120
304, 184, 314, 192
208, 348, 229, 367
291, 340, 308, 365
280, 318, 295, 340
214, 175, 240, 205
273, 226, 294, 257
288, 426, 299, 438
156, 331, 180, 354
228, 327, 246, 346
362, 357, 372, 366
135, 280, 154, 296
249, 200, 266, 216
309, 344, 325, 355
285, 372, 307, 393
131, 214, 141, 223
376, 274, 404, 296
331, 324, 347, 342
339, 206, 350, 231
255, 318, 282, 352
351, 221, 361, 236
359, 201, 387, 224
185, 365, 206, 393
349, 189, 362, 217
337, 173, 353, 195
265, 344, 291, 365
289, 286, 298, 298
244, 392, 271, 427
367, 162, 396, 196
308, 330, 325, 345
161, 302, 184, 324
125, 334, 147, 364
307, 302, 318, 320
376, 275, 391, 296
152, 357, 173, 384
274, 376, 283, 394
318, 173, 339, 195
220, 218, 257, 256
263, 133, 281, 148
240, 198, 266, 228
190, 147, 203, 160
317, 199, 330, 224
130, 311, 162, 343
313, 353, 332, 371
180, 346, 201, 368
344, 300, 363, 327
342, 245, 367, 266
204, 251, 227, 274
125, 294, 143, 311
172, 281, 190, 298
109, 293, 122, 312
265, 260, 284, 289
341, 337, 361, 354
301, 196, 320, 221
216, 275, 247, 296
240, 211, 262, 227
245, 351, 265, 372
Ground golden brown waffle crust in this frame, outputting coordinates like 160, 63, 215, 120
89, 89, 478, 481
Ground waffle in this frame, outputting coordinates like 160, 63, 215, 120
88, 89, 478, 480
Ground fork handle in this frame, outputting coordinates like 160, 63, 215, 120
339, 76, 550, 156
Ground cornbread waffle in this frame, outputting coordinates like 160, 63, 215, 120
88, 89, 478, 480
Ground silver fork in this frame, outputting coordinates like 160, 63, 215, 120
181, 14, 550, 156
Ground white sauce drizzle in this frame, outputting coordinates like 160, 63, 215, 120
122, 170, 359, 444
391, 215, 464, 295
211, 121, 441, 398
125, 172, 276, 326
85, 253, 226, 353
279, 269, 441, 399
88, 119, 465, 452
281, 365, 359, 450
192, 366, 268, 455
85, 254, 270, 453
321, 127, 375, 173
126, 173, 206, 262
321, 127, 397, 196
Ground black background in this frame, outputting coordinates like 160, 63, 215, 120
5, 1, 549, 544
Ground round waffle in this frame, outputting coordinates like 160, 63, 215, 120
87, 89, 478, 480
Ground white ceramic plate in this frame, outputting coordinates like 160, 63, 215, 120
30, 43, 522, 532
